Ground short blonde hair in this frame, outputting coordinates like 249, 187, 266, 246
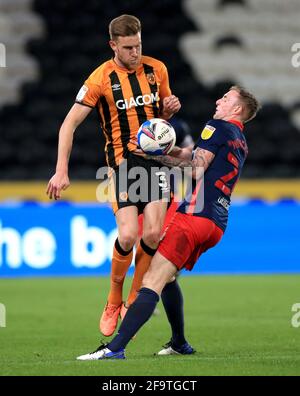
109, 15, 141, 41
230, 85, 261, 123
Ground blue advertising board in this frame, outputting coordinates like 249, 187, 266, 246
0, 201, 299, 277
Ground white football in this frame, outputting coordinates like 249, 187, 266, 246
137, 118, 176, 155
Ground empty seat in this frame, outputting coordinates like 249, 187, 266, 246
0, 0, 299, 180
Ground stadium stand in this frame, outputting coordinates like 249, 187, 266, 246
0, 0, 43, 107
0, 0, 300, 180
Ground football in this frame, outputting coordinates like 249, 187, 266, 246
137, 118, 176, 155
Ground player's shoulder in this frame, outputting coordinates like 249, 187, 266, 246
197, 119, 231, 142
204, 119, 234, 136
205, 119, 229, 130
141, 55, 166, 70
86, 60, 113, 84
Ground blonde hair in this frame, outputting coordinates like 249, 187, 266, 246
109, 15, 141, 41
230, 85, 261, 123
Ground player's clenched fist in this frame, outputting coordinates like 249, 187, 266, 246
162, 95, 181, 119
46, 172, 70, 200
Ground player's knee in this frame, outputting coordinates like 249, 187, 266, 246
118, 232, 137, 251
143, 227, 161, 248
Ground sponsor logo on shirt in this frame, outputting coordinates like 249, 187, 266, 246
116, 92, 159, 110
217, 196, 230, 210
228, 138, 248, 154
112, 84, 121, 91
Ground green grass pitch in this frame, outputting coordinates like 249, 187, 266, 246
0, 275, 300, 376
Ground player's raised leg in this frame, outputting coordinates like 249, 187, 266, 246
105, 252, 178, 356
99, 206, 138, 336
77, 251, 177, 360
124, 200, 168, 311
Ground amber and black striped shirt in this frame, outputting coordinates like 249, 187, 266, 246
75, 56, 172, 168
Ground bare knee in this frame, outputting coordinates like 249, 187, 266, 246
118, 231, 137, 251
143, 227, 161, 249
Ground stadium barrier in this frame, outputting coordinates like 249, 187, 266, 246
0, 200, 299, 277
1, 179, 300, 202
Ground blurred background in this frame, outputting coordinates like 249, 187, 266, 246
0, 0, 300, 276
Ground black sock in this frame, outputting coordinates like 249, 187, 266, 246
115, 238, 133, 255
107, 287, 159, 351
161, 279, 186, 346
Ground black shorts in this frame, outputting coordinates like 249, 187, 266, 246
110, 152, 171, 214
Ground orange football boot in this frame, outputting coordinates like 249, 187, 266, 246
99, 302, 122, 337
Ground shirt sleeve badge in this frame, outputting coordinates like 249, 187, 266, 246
76, 85, 88, 102
201, 125, 216, 140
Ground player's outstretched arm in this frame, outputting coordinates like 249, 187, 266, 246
46, 103, 92, 200
144, 147, 215, 179
168, 145, 193, 160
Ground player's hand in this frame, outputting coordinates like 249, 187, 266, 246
46, 172, 70, 200
162, 95, 181, 119
130, 139, 146, 157
130, 138, 147, 158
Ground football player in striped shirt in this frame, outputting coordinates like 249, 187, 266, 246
47, 15, 181, 337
